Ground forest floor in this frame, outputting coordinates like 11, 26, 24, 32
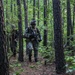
9, 52, 56, 75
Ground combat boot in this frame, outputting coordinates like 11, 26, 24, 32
35, 58, 38, 62
29, 56, 32, 62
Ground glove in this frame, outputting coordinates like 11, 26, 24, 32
38, 39, 42, 42
38, 36, 42, 42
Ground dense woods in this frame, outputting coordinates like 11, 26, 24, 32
0, 0, 75, 75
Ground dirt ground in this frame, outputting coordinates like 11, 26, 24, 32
9, 53, 56, 75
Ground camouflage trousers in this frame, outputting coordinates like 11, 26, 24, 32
27, 41, 39, 62
10, 41, 17, 57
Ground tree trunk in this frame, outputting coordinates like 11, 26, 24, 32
11, 0, 13, 12
0, 0, 9, 75
52, 0, 66, 74
11, 0, 13, 19
6, 0, 10, 52
23, 0, 28, 28
73, 4, 75, 28
72, 3, 75, 41
17, 0, 24, 62
37, 0, 39, 26
23, 0, 28, 55
72, 3, 75, 40
6, 0, 8, 25
67, 0, 72, 46
70, 3, 75, 56
33, 0, 36, 20
43, 0, 47, 46
14, 0, 16, 15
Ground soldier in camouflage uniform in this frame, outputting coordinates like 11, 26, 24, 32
24, 20, 42, 62
10, 25, 18, 57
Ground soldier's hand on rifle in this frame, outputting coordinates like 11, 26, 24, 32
38, 39, 42, 42
29, 33, 35, 38
38, 36, 42, 42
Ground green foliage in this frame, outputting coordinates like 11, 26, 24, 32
39, 45, 55, 63
10, 61, 24, 75
64, 39, 75, 73
65, 55, 75, 73
13, 68, 24, 75
10, 62, 22, 68
29, 65, 36, 68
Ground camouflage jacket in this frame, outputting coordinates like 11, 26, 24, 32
24, 27, 42, 43
10, 30, 18, 43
